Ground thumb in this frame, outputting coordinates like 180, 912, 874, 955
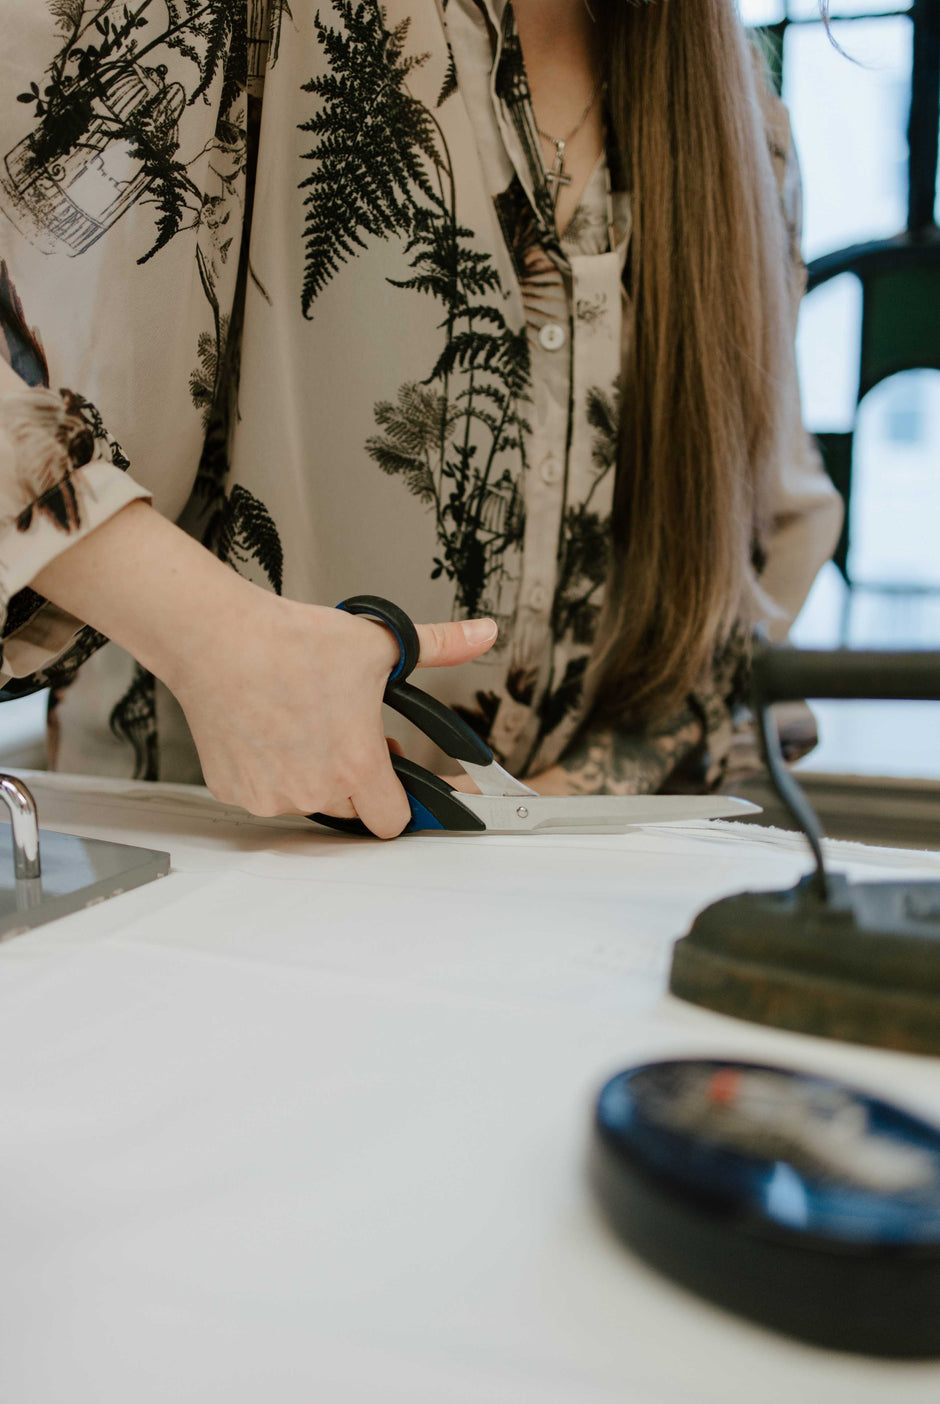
415, 617, 498, 668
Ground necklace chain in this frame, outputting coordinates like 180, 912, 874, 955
535, 76, 607, 218
534, 76, 606, 150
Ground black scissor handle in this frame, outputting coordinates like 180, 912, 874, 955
310, 755, 485, 835
337, 595, 419, 684
309, 596, 493, 835
337, 595, 494, 766
387, 680, 493, 767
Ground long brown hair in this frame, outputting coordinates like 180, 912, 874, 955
591, 0, 792, 726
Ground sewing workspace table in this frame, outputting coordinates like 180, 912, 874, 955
1, 771, 939, 1403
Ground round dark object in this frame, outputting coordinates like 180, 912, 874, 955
590, 1059, 940, 1357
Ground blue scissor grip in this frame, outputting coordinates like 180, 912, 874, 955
404, 795, 444, 833
310, 756, 485, 835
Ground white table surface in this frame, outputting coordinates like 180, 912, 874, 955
2, 771, 940, 1404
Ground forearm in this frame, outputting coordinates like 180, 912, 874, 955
31, 499, 259, 694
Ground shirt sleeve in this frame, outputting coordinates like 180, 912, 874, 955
0, 380, 151, 682
749, 44, 844, 643
0, 4, 255, 692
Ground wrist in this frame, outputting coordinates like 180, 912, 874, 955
152, 563, 263, 697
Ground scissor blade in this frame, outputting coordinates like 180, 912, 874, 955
459, 757, 537, 798
451, 793, 761, 833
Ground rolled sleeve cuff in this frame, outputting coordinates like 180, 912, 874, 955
0, 386, 152, 681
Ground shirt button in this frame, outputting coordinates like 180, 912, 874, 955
538, 322, 567, 352
539, 456, 562, 486
527, 584, 549, 611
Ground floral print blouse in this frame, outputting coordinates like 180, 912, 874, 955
0, 0, 841, 786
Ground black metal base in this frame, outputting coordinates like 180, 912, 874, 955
670, 874, 940, 1056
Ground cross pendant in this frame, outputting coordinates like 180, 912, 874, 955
544, 139, 572, 208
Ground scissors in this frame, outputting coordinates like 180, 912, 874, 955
310, 596, 760, 836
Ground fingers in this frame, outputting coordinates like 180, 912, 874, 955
229, 791, 360, 820
307, 794, 357, 820
350, 742, 412, 839
415, 617, 497, 669
248, 745, 410, 829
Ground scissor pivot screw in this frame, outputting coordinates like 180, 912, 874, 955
516, 805, 529, 819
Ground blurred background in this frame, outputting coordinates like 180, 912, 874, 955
0, 2, 937, 794
742, 0, 940, 784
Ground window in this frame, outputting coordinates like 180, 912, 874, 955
741, 1, 940, 777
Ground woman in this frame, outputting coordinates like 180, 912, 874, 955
0, 0, 840, 835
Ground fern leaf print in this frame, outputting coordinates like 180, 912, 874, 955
109, 663, 159, 782
300, 0, 530, 620
2, 0, 759, 791
218, 485, 284, 595
298, 2, 440, 312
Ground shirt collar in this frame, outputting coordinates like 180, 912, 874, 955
460, 0, 510, 27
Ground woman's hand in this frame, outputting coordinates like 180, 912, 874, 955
175, 591, 497, 834
32, 501, 497, 836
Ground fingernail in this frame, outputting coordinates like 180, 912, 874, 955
461, 617, 497, 645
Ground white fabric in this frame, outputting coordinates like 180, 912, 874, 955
0, 771, 937, 1402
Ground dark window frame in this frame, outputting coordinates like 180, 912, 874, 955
752, 0, 939, 235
